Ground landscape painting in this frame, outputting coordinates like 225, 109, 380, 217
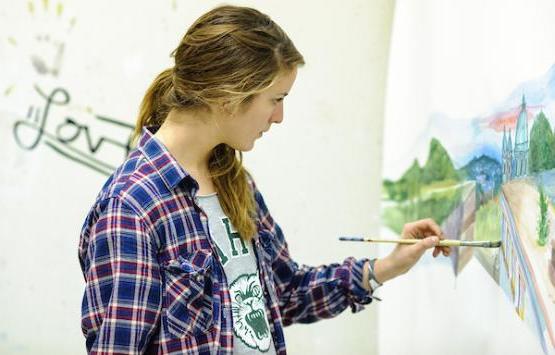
381, 64, 555, 354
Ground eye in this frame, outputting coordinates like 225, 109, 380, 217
273, 97, 284, 104
252, 285, 261, 297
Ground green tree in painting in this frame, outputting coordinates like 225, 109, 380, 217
421, 138, 460, 184
383, 180, 396, 200
383, 159, 422, 202
529, 111, 555, 173
381, 138, 464, 233
537, 185, 550, 247
402, 159, 422, 220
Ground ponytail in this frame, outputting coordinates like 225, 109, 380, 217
131, 68, 174, 145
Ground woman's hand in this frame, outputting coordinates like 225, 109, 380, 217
372, 218, 451, 284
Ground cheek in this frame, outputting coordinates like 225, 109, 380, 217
263, 106, 278, 122
234, 103, 275, 134
245, 110, 273, 130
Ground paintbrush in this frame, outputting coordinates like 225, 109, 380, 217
339, 236, 502, 248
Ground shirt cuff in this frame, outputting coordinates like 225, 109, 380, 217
347, 257, 377, 313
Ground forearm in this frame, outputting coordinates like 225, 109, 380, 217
364, 232, 444, 290
278, 257, 373, 325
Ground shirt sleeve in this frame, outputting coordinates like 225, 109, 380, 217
249, 178, 374, 326
79, 197, 162, 354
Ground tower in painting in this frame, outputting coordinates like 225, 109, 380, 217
502, 127, 513, 182
502, 95, 530, 182
513, 95, 529, 177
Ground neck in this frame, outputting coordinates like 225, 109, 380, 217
153, 109, 222, 176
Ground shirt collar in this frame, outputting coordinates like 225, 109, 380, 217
137, 126, 199, 194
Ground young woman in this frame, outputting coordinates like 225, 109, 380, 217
78, 5, 450, 354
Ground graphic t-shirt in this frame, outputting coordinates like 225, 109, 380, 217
196, 192, 276, 355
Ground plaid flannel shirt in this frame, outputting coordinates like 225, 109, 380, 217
78, 126, 373, 354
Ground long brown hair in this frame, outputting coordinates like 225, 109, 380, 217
132, 5, 305, 241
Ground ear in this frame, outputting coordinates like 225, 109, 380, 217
219, 100, 235, 118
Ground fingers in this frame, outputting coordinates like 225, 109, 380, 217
432, 245, 451, 257
423, 218, 443, 238
402, 218, 441, 238
422, 236, 439, 249
403, 218, 451, 257
418, 236, 453, 258
426, 219, 451, 257
414, 236, 439, 255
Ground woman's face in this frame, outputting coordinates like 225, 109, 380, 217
220, 68, 297, 151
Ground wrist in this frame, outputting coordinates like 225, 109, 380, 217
374, 256, 396, 284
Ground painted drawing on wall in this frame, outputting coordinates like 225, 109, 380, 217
381, 64, 555, 354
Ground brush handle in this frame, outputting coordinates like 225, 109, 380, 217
338, 237, 501, 248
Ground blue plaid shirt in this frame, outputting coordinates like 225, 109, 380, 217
78, 126, 373, 354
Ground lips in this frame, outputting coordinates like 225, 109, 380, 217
257, 128, 270, 138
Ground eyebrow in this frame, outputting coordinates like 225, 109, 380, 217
278, 92, 289, 97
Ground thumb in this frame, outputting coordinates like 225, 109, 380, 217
415, 236, 439, 253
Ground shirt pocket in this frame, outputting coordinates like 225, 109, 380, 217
161, 249, 215, 339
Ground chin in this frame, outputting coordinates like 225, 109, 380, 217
230, 141, 255, 152
241, 143, 255, 152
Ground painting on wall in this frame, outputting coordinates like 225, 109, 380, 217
381, 62, 555, 353
380, 1, 555, 351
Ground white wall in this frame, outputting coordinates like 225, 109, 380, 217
0, 1, 395, 353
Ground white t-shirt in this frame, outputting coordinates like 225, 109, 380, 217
196, 192, 277, 354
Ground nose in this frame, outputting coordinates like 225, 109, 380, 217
270, 101, 284, 124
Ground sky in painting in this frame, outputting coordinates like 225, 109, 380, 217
382, 0, 555, 180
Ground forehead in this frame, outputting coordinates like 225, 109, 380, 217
266, 68, 297, 94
